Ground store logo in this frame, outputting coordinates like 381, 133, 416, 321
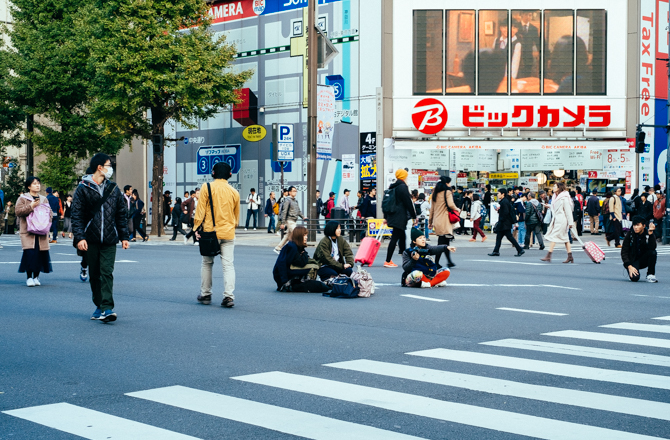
412, 98, 448, 135
253, 0, 265, 15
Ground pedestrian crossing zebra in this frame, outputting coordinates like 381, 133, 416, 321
4, 317, 670, 439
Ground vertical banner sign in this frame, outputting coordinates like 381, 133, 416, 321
342, 154, 356, 182
655, 0, 670, 187
317, 85, 335, 160
640, 0, 656, 188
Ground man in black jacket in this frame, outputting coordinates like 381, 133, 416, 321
72, 153, 129, 322
383, 169, 417, 267
622, 216, 658, 282
483, 184, 492, 223
586, 189, 601, 235
488, 188, 524, 257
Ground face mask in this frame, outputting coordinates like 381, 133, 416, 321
103, 166, 113, 180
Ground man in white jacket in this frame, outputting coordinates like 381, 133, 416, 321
245, 188, 261, 230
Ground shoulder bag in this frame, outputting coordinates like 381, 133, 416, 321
444, 191, 461, 224
198, 183, 221, 257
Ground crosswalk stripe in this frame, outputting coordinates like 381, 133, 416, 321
496, 307, 567, 316
2, 402, 199, 439
406, 349, 670, 390
127, 385, 423, 440
601, 323, 670, 334
544, 330, 670, 349
233, 371, 662, 440
481, 339, 670, 368
325, 359, 670, 421
653, 316, 670, 321
400, 294, 448, 302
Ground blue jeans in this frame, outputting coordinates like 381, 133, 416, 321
245, 209, 258, 228
267, 214, 275, 232
51, 215, 59, 241
517, 222, 526, 246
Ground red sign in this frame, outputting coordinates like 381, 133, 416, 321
412, 98, 448, 134
462, 105, 611, 128
208, 1, 255, 24
588, 171, 598, 179
626, 138, 635, 149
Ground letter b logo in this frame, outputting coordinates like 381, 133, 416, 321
412, 98, 448, 135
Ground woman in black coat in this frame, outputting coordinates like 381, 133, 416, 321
638, 194, 654, 223
383, 169, 417, 267
169, 197, 187, 241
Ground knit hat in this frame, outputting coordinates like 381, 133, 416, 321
410, 227, 424, 243
395, 169, 408, 181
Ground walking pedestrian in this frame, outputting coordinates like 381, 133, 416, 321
428, 176, 458, 267
131, 190, 149, 242
264, 191, 277, 233
244, 188, 260, 230
163, 190, 172, 227
488, 188, 525, 257
622, 215, 658, 282
469, 194, 487, 242
16, 176, 53, 286
195, 162, 240, 308
457, 190, 472, 235
123, 185, 134, 238
315, 190, 323, 230
523, 192, 545, 250
183, 190, 197, 244
62, 194, 73, 239
514, 192, 527, 244
483, 184, 492, 224
314, 220, 354, 280
4, 200, 16, 235
586, 189, 601, 235
274, 186, 307, 254
339, 189, 351, 217
72, 153, 130, 322
324, 192, 335, 219
606, 187, 623, 248
383, 169, 417, 268
46, 188, 60, 243
540, 182, 574, 263
169, 197, 187, 240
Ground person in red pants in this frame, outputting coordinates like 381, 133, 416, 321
401, 228, 454, 288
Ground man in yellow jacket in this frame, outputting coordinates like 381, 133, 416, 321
194, 162, 240, 308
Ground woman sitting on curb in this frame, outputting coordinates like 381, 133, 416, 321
272, 225, 327, 292
314, 220, 355, 280
401, 228, 454, 288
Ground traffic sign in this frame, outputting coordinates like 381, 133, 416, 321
326, 75, 345, 101
272, 124, 294, 162
272, 161, 292, 173
196, 145, 241, 175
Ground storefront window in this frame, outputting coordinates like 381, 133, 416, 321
544, 10, 575, 94
413, 10, 444, 95
577, 10, 607, 95
478, 10, 508, 94
446, 10, 475, 94
511, 10, 541, 94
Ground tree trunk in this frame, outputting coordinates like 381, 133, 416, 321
150, 107, 165, 237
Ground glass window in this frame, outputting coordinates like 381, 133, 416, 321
446, 10, 475, 94
511, 10, 541, 94
413, 10, 444, 95
576, 10, 607, 94
544, 10, 575, 94
478, 10, 509, 94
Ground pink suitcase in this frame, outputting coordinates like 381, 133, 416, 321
576, 236, 605, 263
355, 229, 383, 266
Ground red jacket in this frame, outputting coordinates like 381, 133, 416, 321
325, 198, 335, 219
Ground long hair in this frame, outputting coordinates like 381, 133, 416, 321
555, 182, 566, 194
431, 176, 452, 203
291, 225, 308, 249
86, 153, 110, 175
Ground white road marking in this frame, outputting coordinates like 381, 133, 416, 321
234, 371, 662, 440
468, 259, 546, 266
481, 339, 670, 368
325, 359, 670, 421
496, 308, 567, 316
127, 385, 423, 440
3, 403, 199, 439
653, 316, 670, 321
544, 330, 670, 349
407, 348, 670, 390
442, 283, 580, 290
601, 322, 670, 334
0, 260, 138, 264
401, 294, 449, 302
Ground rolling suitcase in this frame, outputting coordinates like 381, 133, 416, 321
575, 235, 605, 264
355, 229, 383, 266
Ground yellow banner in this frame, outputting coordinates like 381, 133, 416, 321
367, 219, 393, 237
489, 173, 519, 179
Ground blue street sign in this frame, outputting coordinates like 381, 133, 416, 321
272, 161, 292, 173
273, 124, 294, 161
196, 145, 241, 175
326, 75, 345, 101
184, 137, 189, 145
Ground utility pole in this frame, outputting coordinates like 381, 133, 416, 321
26, 114, 33, 176
306, 0, 318, 240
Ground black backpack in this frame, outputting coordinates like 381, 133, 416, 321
382, 187, 398, 215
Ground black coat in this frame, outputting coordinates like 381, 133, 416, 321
586, 196, 601, 217
272, 241, 309, 288
71, 178, 129, 247
621, 229, 656, 269
497, 197, 516, 231
639, 201, 654, 222
359, 195, 376, 218
383, 180, 416, 230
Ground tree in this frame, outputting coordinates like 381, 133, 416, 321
0, 40, 24, 159
1, 160, 25, 205
80, 0, 252, 235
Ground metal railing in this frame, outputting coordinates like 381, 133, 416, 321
301, 218, 370, 243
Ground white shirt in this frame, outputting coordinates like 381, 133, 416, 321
330, 238, 340, 262
339, 195, 351, 214
246, 193, 260, 210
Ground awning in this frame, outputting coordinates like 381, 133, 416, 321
393, 140, 630, 150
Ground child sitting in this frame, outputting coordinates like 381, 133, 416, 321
401, 228, 454, 288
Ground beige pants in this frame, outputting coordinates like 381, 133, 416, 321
275, 219, 297, 251
201, 239, 235, 300
589, 215, 599, 234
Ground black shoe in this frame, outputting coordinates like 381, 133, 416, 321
221, 297, 234, 308
488, 252, 500, 256
539, 245, 545, 250
523, 246, 529, 249
169, 238, 175, 241
197, 295, 212, 305
447, 262, 456, 268
515, 249, 525, 257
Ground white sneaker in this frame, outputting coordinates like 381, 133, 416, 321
194, 241, 199, 246
647, 274, 658, 283
420, 281, 431, 288
245, 228, 248, 231
26, 278, 35, 287
254, 228, 257, 231
33, 277, 41, 286
436, 280, 448, 287
183, 236, 188, 244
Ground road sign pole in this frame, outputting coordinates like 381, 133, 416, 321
280, 161, 285, 191
307, 0, 318, 241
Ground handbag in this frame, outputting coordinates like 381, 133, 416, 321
323, 275, 360, 298
198, 183, 221, 257
444, 191, 461, 224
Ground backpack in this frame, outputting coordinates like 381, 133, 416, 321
573, 198, 582, 217
478, 203, 487, 219
528, 201, 543, 223
273, 201, 280, 215
21, 196, 52, 236
320, 204, 328, 217
323, 275, 360, 298
653, 197, 666, 220
601, 199, 610, 216
381, 187, 398, 215
351, 268, 375, 298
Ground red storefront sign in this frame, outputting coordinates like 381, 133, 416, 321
208, 1, 257, 24
462, 105, 611, 128
412, 98, 448, 134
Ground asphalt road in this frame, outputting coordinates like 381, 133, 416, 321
1, 234, 669, 439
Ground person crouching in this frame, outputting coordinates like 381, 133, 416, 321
402, 228, 453, 288
622, 215, 658, 283
314, 221, 354, 280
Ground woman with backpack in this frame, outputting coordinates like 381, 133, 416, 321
15, 176, 53, 287
469, 194, 487, 242
382, 169, 417, 268
428, 176, 460, 268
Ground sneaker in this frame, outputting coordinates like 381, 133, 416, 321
26, 278, 35, 287
420, 281, 431, 288
273, 248, 281, 254
49, 240, 57, 244
32, 277, 41, 286
197, 294, 212, 305
383, 261, 398, 268
254, 228, 257, 231
194, 241, 199, 246
436, 280, 448, 287
488, 252, 500, 256
221, 297, 234, 308
647, 274, 658, 283
183, 236, 188, 244
90, 307, 102, 320
245, 228, 248, 231
98, 309, 117, 322
80, 268, 88, 282
0, 244, 3, 249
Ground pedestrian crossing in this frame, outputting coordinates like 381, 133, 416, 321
4, 317, 670, 439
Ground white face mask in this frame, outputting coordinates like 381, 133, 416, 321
103, 165, 113, 180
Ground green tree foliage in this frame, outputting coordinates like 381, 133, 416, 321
0, 45, 24, 158
1, 161, 25, 204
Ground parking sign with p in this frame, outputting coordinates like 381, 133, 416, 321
272, 123, 294, 162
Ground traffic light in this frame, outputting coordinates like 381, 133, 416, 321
152, 134, 163, 155
635, 130, 646, 154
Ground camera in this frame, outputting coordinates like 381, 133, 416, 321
410, 246, 430, 257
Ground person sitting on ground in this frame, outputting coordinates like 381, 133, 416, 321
272, 225, 327, 292
314, 220, 355, 280
401, 228, 454, 288
621, 215, 658, 283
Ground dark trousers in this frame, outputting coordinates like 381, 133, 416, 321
133, 216, 147, 240
524, 223, 544, 248
87, 242, 116, 311
435, 235, 453, 266
317, 265, 353, 280
386, 228, 407, 262
51, 215, 59, 240
575, 214, 583, 236
171, 223, 187, 239
607, 218, 622, 246
628, 250, 657, 281
492, 228, 522, 253
245, 209, 258, 228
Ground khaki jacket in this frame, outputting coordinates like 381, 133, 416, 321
608, 195, 622, 221
429, 190, 459, 236
15, 194, 51, 251
194, 179, 240, 240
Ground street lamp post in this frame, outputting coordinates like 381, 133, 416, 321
306, 0, 318, 241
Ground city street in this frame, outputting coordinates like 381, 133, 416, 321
1, 233, 670, 439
